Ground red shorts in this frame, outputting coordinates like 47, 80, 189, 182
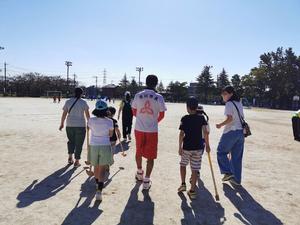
135, 130, 158, 159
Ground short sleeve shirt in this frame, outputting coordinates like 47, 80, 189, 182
88, 117, 113, 145
63, 98, 89, 127
223, 101, 244, 134
179, 114, 207, 150
132, 89, 167, 133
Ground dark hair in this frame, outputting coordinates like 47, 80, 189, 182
125, 93, 131, 102
197, 108, 209, 121
74, 88, 83, 98
146, 75, 158, 89
222, 86, 240, 101
108, 106, 116, 115
186, 97, 198, 110
92, 108, 108, 117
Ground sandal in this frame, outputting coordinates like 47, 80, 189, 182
187, 190, 197, 200
178, 183, 187, 192
143, 178, 152, 190
68, 158, 74, 164
74, 161, 81, 168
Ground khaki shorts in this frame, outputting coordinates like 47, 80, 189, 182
90, 145, 114, 166
180, 150, 204, 171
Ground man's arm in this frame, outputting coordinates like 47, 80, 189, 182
216, 115, 233, 129
203, 126, 211, 153
179, 130, 184, 155
59, 110, 68, 131
158, 111, 165, 123
85, 109, 90, 120
132, 108, 137, 117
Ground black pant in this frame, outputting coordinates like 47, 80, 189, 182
122, 120, 132, 139
66, 127, 86, 159
292, 117, 300, 141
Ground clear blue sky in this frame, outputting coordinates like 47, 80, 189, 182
1, 0, 300, 86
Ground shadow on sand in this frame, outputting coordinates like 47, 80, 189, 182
62, 167, 124, 225
223, 183, 283, 225
61, 177, 103, 225
16, 164, 83, 208
114, 140, 130, 155
118, 182, 154, 225
179, 180, 226, 225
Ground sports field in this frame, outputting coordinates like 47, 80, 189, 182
0, 97, 299, 225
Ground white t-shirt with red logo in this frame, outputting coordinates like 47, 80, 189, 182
132, 89, 167, 133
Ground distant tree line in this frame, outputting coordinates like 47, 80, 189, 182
164, 47, 300, 109
1, 47, 299, 109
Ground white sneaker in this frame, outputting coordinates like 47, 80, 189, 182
135, 170, 144, 181
95, 190, 102, 201
143, 178, 152, 190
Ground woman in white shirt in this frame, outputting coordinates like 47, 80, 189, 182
216, 86, 245, 186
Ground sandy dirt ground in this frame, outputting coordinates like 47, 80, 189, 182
0, 97, 299, 225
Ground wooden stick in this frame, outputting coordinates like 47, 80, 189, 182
207, 151, 220, 201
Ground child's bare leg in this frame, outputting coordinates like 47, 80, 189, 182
145, 159, 154, 178
136, 155, 142, 170
190, 170, 197, 191
180, 166, 186, 184
94, 166, 100, 181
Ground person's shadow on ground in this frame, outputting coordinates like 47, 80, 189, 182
16, 164, 81, 208
223, 183, 283, 225
179, 180, 226, 225
61, 177, 102, 225
114, 140, 130, 155
118, 182, 154, 225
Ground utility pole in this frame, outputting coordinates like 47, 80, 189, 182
136, 66, 143, 87
102, 69, 107, 86
73, 73, 77, 87
93, 76, 98, 98
4, 62, 7, 96
65, 61, 72, 95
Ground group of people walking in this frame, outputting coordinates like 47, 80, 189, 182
59, 75, 246, 201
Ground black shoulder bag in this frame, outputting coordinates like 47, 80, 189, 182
68, 98, 80, 114
231, 101, 252, 138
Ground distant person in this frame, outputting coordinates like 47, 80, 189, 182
216, 86, 245, 186
118, 91, 133, 141
177, 97, 211, 200
87, 100, 114, 201
132, 75, 167, 190
292, 110, 300, 141
59, 88, 90, 167
53, 95, 57, 103
58, 94, 61, 103
293, 94, 299, 110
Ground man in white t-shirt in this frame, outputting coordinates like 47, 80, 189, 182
132, 75, 167, 190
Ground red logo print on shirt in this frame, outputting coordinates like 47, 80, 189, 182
140, 100, 154, 115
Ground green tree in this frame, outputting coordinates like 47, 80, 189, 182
128, 78, 139, 95
157, 80, 165, 93
196, 65, 215, 104
167, 81, 188, 102
217, 68, 230, 91
231, 74, 243, 96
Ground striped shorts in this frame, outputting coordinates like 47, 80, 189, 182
180, 150, 204, 171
